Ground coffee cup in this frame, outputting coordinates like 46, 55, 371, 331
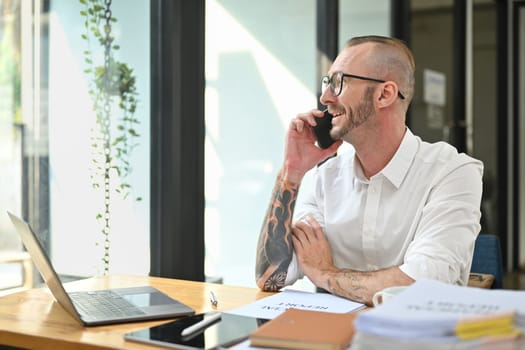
372, 286, 408, 306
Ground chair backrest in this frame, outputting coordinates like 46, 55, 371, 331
470, 234, 504, 289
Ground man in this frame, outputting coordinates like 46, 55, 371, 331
255, 35, 483, 306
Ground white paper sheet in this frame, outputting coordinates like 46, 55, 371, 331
224, 289, 365, 320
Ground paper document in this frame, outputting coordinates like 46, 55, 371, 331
225, 289, 365, 320
355, 279, 525, 340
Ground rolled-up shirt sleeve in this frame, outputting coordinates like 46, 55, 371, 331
399, 155, 483, 285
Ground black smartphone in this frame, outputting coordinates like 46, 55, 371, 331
312, 110, 335, 149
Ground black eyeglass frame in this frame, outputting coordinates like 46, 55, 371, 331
321, 72, 406, 100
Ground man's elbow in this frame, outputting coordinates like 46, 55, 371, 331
256, 269, 275, 291
256, 277, 267, 291
256, 270, 286, 292
255, 268, 270, 291
257, 279, 284, 292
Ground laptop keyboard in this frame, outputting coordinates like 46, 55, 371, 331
69, 291, 146, 319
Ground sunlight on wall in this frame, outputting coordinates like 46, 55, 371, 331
205, 0, 316, 287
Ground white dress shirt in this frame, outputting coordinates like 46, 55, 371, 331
287, 128, 484, 286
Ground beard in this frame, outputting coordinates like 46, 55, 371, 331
331, 86, 376, 140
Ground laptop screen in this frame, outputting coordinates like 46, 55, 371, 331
7, 212, 82, 322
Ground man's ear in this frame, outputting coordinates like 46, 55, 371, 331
377, 81, 398, 108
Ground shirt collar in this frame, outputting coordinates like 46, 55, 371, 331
380, 128, 417, 189
352, 128, 418, 189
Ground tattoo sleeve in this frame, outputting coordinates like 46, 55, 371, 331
326, 269, 371, 304
324, 267, 414, 305
255, 171, 299, 291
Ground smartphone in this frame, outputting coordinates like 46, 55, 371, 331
312, 109, 335, 149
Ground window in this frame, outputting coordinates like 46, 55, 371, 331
205, 0, 317, 287
47, 0, 150, 277
204, 0, 390, 288
0, 0, 151, 285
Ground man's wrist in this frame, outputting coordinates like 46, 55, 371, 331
281, 165, 304, 187
310, 266, 341, 292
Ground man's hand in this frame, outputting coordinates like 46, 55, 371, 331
292, 216, 414, 305
283, 110, 342, 185
291, 216, 337, 284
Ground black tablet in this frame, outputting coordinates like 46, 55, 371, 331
124, 312, 268, 350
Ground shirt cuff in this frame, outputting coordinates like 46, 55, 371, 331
399, 260, 464, 285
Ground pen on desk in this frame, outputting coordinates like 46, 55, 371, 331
210, 291, 218, 306
181, 312, 222, 337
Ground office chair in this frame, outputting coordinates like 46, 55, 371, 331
469, 234, 504, 289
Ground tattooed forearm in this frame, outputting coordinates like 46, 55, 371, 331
326, 270, 371, 304
323, 267, 414, 305
255, 171, 299, 291
261, 260, 289, 292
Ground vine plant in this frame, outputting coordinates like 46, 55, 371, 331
79, 0, 141, 274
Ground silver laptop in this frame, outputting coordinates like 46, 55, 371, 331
7, 211, 195, 326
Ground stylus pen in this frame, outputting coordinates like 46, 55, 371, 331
181, 312, 222, 337
210, 291, 218, 306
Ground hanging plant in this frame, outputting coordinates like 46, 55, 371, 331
79, 0, 141, 275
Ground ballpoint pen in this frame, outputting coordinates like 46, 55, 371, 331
181, 312, 222, 337
210, 291, 218, 306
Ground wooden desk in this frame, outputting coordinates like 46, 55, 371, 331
0, 275, 273, 350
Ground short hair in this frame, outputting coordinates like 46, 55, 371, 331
345, 35, 415, 103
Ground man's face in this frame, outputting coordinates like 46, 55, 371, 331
330, 85, 376, 141
321, 45, 378, 141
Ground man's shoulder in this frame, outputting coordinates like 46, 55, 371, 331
415, 139, 483, 178
418, 139, 481, 164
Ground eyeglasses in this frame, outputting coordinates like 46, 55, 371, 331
321, 71, 405, 100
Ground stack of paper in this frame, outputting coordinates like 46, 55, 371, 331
354, 279, 525, 341
455, 312, 520, 340
350, 331, 523, 350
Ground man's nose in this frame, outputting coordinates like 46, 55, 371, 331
319, 86, 335, 106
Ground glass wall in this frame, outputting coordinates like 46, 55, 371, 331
339, 0, 390, 47
0, 0, 24, 291
1, 0, 150, 288
204, 0, 390, 288
48, 0, 150, 277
